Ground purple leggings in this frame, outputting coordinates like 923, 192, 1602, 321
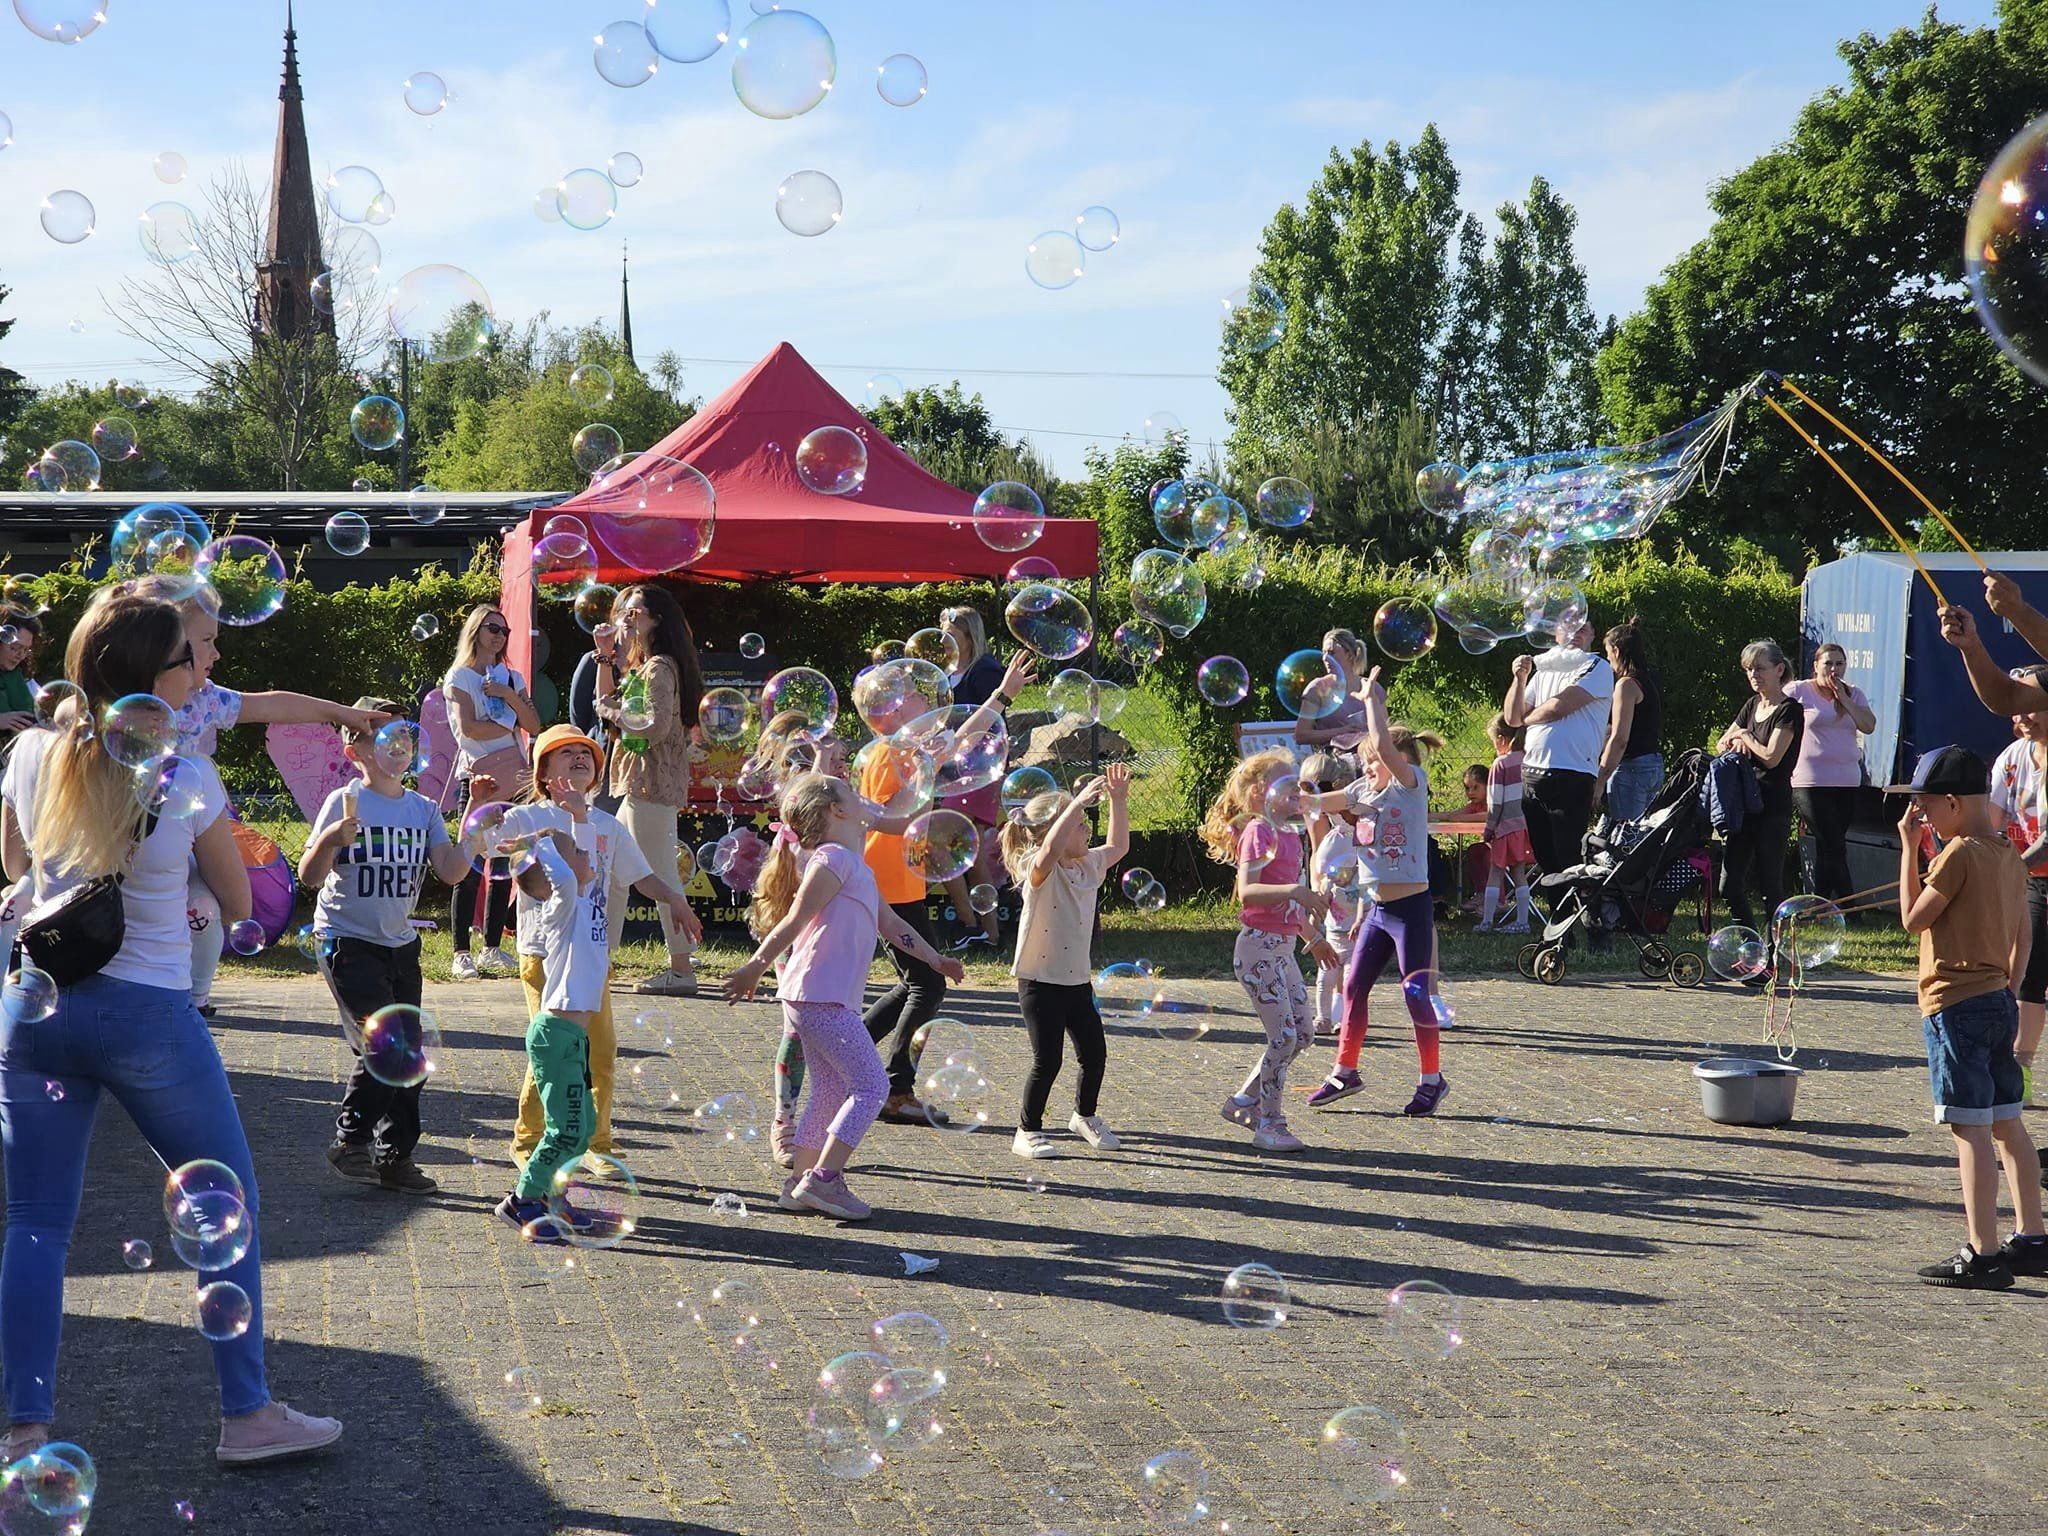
1338, 889, 1437, 1071
784, 1001, 890, 1153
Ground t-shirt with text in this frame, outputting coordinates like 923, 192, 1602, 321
309, 782, 450, 947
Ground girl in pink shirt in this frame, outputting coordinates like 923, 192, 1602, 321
722, 774, 964, 1221
1200, 749, 1336, 1153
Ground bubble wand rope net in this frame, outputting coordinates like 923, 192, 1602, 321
1761, 395, 1947, 606
1777, 377, 1987, 573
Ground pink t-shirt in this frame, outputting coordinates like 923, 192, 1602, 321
1237, 819, 1305, 934
777, 843, 880, 1012
1785, 679, 1868, 789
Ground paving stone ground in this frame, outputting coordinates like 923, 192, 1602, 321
24, 965, 2048, 1535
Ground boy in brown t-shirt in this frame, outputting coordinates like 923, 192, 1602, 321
1894, 745, 2048, 1289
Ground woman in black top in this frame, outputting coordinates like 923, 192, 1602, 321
938, 605, 1007, 947
1595, 618, 1662, 823
1715, 639, 1805, 929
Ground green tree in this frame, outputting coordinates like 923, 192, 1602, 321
0, 280, 29, 435
1598, 1, 2048, 557
1230, 406, 1441, 562
1079, 436, 1192, 579
862, 382, 1058, 503
5, 380, 236, 493
1468, 176, 1604, 459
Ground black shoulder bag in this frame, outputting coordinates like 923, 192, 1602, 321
12, 810, 159, 987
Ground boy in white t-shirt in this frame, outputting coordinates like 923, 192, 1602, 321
299, 699, 473, 1193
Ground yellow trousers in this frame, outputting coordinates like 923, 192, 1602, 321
514, 956, 617, 1162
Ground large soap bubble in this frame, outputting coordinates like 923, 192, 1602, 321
607, 151, 643, 188
573, 423, 623, 475
1968, 113, 2048, 386
905, 809, 978, 882
386, 264, 495, 364
1707, 924, 1769, 981
1318, 1406, 1408, 1506
775, 169, 842, 236
1373, 597, 1437, 662
583, 454, 718, 573
569, 362, 615, 407
851, 738, 937, 821
1255, 475, 1313, 530
351, 394, 403, 451
732, 9, 836, 119
854, 657, 952, 734
1075, 205, 1120, 251
1112, 618, 1164, 669
15, 1, 107, 42
556, 168, 618, 230
1025, 230, 1085, 290
39, 189, 94, 243
1275, 649, 1345, 721
1005, 583, 1093, 660
972, 481, 1044, 552
402, 70, 448, 114
1220, 280, 1285, 352
1129, 548, 1207, 637
796, 425, 867, 495
152, 150, 186, 184
90, 415, 137, 461
1196, 656, 1249, 706
877, 52, 927, 106
1772, 895, 1846, 974
594, 19, 660, 86
808, 1350, 888, 1479
645, 0, 731, 61
324, 511, 371, 557
760, 667, 838, 738
139, 201, 199, 263
325, 165, 383, 224
1415, 460, 1466, 518
194, 535, 287, 626
1150, 479, 1231, 550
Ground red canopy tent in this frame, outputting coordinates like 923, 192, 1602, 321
499, 340, 1098, 685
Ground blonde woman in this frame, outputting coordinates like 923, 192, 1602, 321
592, 584, 705, 996
1292, 628, 1371, 754
443, 604, 540, 980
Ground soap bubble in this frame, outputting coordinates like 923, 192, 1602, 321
868, 1366, 943, 1448
90, 415, 138, 460
568, 363, 615, 408
871, 1309, 950, 1394
1112, 618, 1164, 669
608, 150, 644, 188
1096, 961, 1163, 1029
1220, 1261, 1290, 1328
694, 1090, 761, 1144
698, 686, 751, 743
571, 582, 617, 636
1220, 281, 1285, 352
973, 481, 1045, 552
1373, 598, 1437, 662
402, 69, 447, 114
1275, 649, 1344, 721
387, 264, 494, 363
796, 425, 867, 494
1385, 1279, 1465, 1362
169, 1186, 251, 1272
164, 1161, 246, 1252
409, 613, 441, 643
1254, 475, 1313, 529
2, 965, 58, 1025
494, 1366, 544, 1415
1001, 765, 1058, 823
709, 1192, 748, 1220
904, 627, 960, 672
694, 1275, 764, 1352
1143, 409, 1184, 446
329, 224, 381, 281
1130, 548, 1207, 636
775, 169, 842, 236
195, 1280, 253, 1341
1707, 924, 1769, 981
738, 632, 766, 659
41, 437, 101, 492
1521, 578, 1588, 642
864, 373, 905, 405
373, 720, 429, 778
1046, 668, 1103, 723
808, 1351, 888, 1478
573, 423, 623, 475
226, 918, 265, 956
1121, 868, 1167, 913
1025, 230, 1085, 290
594, 19, 660, 86
362, 1003, 440, 1087
876, 52, 927, 106
1967, 114, 2048, 385
585, 454, 718, 573
324, 510, 371, 557
123, 1239, 153, 1270
15, 1442, 96, 1520
918, 1058, 994, 1134
351, 394, 404, 451
1318, 1406, 1408, 1505
1196, 656, 1249, 706
905, 809, 978, 882
732, 9, 836, 119
645, 0, 731, 61
761, 666, 838, 737
1151, 480, 1232, 550
150, 151, 187, 185
549, 1152, 639, 1248
534, 530, 599, 600
969, 882, 998, 914
139, 201, 200, 263
39, 189, 95, 243
102, 692, 177, 769
854, 657, 952, 733
1005, 583, 1093, 660
1075, 204, 1119, 251
1772, 895, 1846, 974
15, 2, 106, 42
1416, 461, 1466, 518
365, 189, 396, 225
1139, 1450, 1209, 1525
325, 165, 383, 223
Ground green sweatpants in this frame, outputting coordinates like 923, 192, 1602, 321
515, 1010, 593, 1203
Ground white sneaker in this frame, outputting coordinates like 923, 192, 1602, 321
1252, 1119, 1305, 1152
1012, 1128, 1058, 1160
1067, 1113, 1120, 1151
450, 952, 479, 982
478, 946, 516, 977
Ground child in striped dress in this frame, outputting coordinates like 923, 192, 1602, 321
1475, 714, 1534, 934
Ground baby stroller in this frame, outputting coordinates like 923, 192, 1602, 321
1516, 749, 1713, 987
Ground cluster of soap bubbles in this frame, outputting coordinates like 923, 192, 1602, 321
0, 1440, 99, 1531
909, 1018, 994, 1133
808, 1310, 956, 1477
1026, 203, 1120, 291
20, 436, 101, 493
1046, 667, 1128, 728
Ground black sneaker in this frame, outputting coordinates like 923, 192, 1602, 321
1996, 1234, 2048, 1277
1916, 1244, 2014, 1290
374, 1158, 438, 1194
325, 1142, 375, 1182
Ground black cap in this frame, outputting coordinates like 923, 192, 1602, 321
1886, 745, 1990, 797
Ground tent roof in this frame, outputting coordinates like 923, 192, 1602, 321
530, 340, 1096, 584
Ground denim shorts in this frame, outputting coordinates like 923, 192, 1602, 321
1922, 988, 2025, 1125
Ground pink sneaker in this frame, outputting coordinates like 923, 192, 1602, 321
216, 1402, 344, 1466
1252, 1119, 1305, 1153
792, 1168, 872, 1220
1219, 1097, 1258, 1128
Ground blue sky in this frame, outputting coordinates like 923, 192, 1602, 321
0, 0, 2003, 476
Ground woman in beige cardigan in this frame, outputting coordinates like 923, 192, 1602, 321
592, 583, 706, 995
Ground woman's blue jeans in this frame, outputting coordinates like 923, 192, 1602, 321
0, 973, 268, 1422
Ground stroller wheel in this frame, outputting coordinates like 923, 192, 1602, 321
1516, 942, 1540, 980
1534, 945, 1566, 985
1638, 941, 1673, 980
1669, 951, 1705, 988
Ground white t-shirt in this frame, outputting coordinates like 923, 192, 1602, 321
1, 730, 227, 992
1346, 763, 1431, 893
309, 782, 450, 946
527, 837, 611, 1014
443, 664, 526, 774
1012, 845, 1112, 986
499, 803, 652, 958
1523, 648, 1614, 776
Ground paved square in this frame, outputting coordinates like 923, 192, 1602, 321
27, 967, 2048, 1535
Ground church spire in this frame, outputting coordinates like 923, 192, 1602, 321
619, 241, 636, 366
254, 1, 329, 344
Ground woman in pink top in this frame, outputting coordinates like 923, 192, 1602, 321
1785, 643, 1876, 903
723, 774, 964, 1221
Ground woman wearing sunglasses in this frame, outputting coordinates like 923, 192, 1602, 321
443, 605, 540, 980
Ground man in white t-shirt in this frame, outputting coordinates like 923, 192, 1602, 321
1503, 618, 1615, 879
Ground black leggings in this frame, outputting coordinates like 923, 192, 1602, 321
1792, 786, 1857, 902
1521, 767, 1596, 878
1017, 980, 1106, 1130
1720, 808, 1793, 929
451, 776, 512, 952
864, 901, 946, 1097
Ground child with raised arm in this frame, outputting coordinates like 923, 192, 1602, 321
1302, 751, 1362, 1038
1892, 745, 2048, 1289
999, 764, 1131, 1159
298, 698, 475, 1194
722, 773, 966, 1221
